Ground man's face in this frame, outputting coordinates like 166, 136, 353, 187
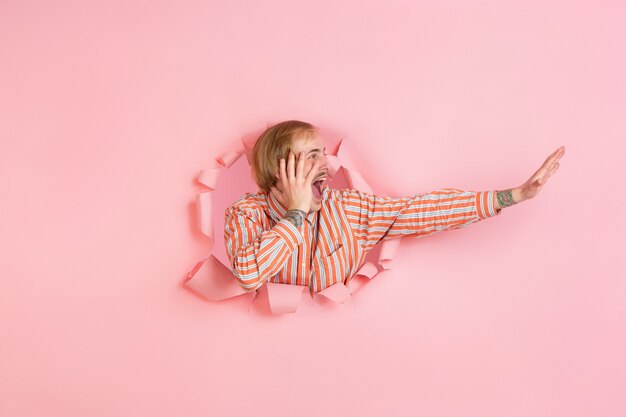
273, 131, 330, 213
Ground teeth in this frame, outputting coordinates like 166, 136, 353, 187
313, 177, 325, 190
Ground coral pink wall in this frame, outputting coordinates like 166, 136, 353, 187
1, 1, 625, 416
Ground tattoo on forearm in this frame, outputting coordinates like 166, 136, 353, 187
496, 189, 516, 208
284, 209, 306, 227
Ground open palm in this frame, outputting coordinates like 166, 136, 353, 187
519, 146, 566, 201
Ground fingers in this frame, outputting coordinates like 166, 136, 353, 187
287, 151, 296, 181
296, 151, 305, 180
549, 162, 560, 175
545, 146, 566, 167
533, 161, 560, 188
549, 150, 564, 169
279, 157, 287, 186
305, 159, 321, 183
552, 146, 565, 163
280, 150, 321, 185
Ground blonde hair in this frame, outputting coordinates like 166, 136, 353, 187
252, 120, 318, 193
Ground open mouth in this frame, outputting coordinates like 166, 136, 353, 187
311, 176, 327, 200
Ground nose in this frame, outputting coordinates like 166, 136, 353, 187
318, 155, 330, 175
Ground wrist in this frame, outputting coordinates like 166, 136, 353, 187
494, 188, 520, 210
512, 186, 526, 203
284, 209, 306, 227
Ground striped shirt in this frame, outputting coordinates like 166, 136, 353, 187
224, 185, 502, 294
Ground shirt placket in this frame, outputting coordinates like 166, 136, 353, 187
307, 218, 319, 291
298, 221, 310, 286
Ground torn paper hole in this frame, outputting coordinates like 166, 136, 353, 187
183, 128, 404, 314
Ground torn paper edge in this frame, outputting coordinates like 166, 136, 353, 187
183, 129, 403, 314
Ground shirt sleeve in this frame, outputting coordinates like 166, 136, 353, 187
223, 206, 304, 292
341, 188, 502, 250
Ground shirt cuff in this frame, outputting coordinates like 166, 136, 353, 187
475, 190, 502, 220
272, 218, 304, 251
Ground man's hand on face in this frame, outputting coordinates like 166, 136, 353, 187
270, 150, 321, 213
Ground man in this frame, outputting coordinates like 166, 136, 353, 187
224, 120, 565, 294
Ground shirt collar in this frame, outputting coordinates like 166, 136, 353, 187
265, 188, 324, 225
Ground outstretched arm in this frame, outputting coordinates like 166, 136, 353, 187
340, 145, 566, 251
341, 188, 502, 252
494, 145, 565, 209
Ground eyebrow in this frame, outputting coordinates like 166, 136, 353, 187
307, 147, 326, 155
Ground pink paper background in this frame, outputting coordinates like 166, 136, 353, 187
2, 1, 625, 416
